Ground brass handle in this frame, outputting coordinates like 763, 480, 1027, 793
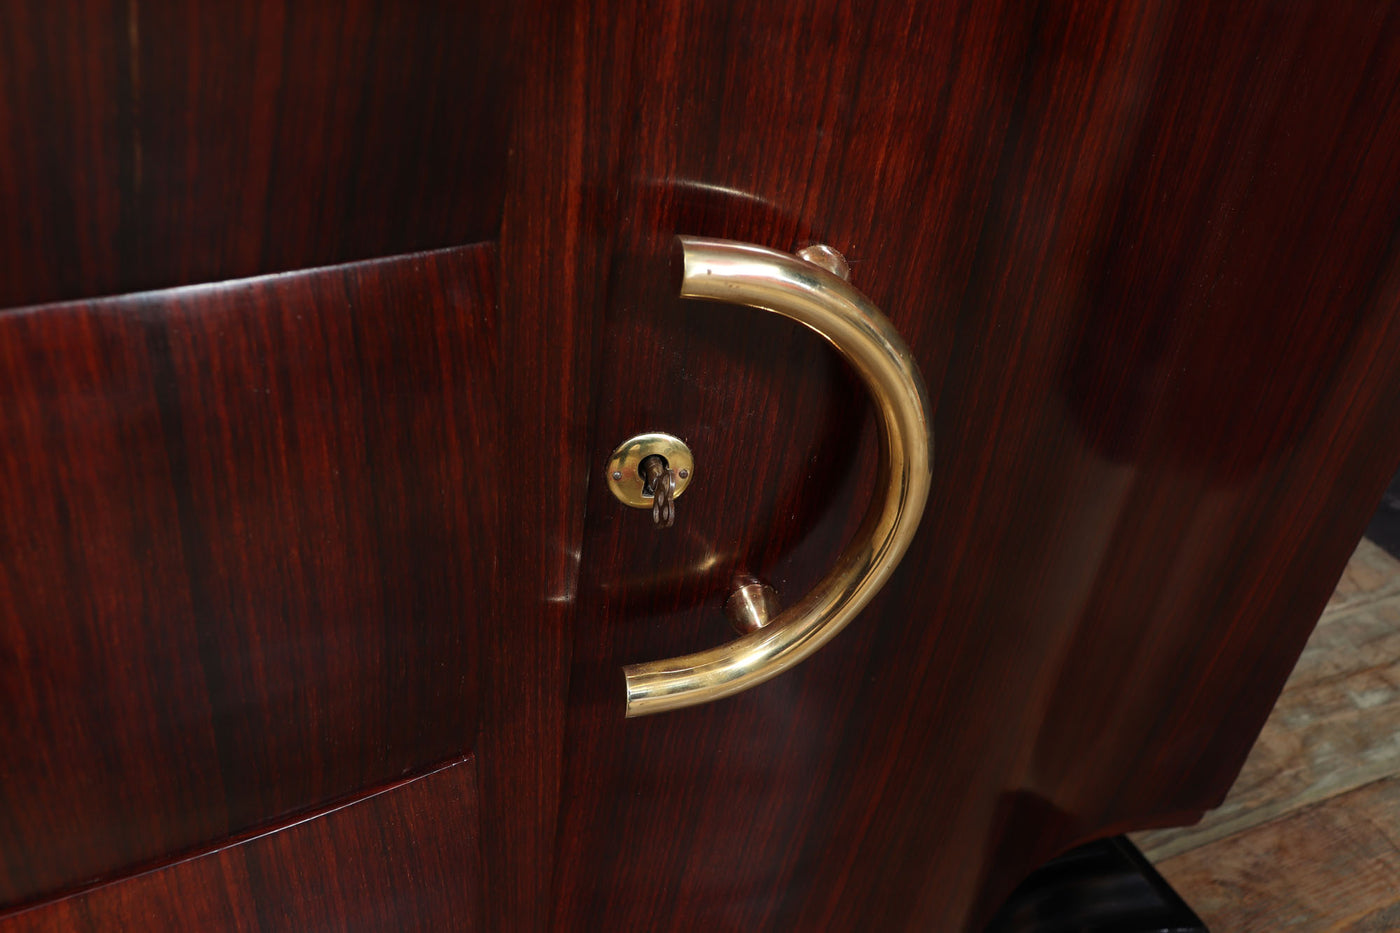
622, 237, 934, 717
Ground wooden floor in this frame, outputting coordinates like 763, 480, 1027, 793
1133, 539, 1400, 931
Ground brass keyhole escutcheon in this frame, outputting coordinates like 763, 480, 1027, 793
606, 433, 695, 509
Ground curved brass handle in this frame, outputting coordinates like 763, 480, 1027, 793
622, 237, 934, 717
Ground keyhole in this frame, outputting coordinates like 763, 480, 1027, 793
603, 432, 694, 514
639, 455, 669, 497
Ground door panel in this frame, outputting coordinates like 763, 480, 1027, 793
0, 2, 582, 924
0, 756, 483, 932
0, 244, 498, 907
0, 0, 514, 309
544, 1, 1400, 928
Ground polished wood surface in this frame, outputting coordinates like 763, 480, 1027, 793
4, 1, 1400, 930
0, 757, 482, 932
537, 1, 1400, 928
0, 245, 498, 907
0, 1, 511, 309
477, 2, 617, 923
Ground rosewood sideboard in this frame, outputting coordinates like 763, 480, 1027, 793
3, 1, 1400, 928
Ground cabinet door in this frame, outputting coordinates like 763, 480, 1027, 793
0, 5, 566, 927
529, 1, 1400, 929
0, 245, 501, 908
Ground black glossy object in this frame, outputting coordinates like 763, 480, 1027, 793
1365, 470, 1400, 560
986, 837, 1206, 933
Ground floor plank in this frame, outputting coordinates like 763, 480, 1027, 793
1325, 539, 1400, 615
1152, 776, 1400, 932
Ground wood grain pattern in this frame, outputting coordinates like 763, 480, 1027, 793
539, 1, 1400, 929
0, 0, 512, 309
1137, 539, 1400, 862
469, 1, 638, 926
6, 1, 1400, 929
1153, 775, 1400, 932
0, 757, 483, 932
0, 245, 498, 908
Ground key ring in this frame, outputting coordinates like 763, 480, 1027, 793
640, 455, 677, 528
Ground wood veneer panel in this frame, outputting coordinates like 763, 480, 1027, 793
477, 2, 634, 927
0, 244, 498, 907
0, 0, 512, 309
545, 1, 1400, 929
0, 757, 483, 932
